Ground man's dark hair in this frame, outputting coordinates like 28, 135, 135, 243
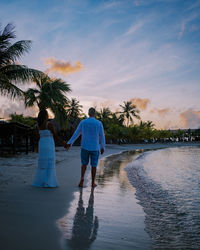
88, 107, 96, 117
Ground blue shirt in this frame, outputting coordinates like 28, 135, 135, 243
67, 117, 106, 151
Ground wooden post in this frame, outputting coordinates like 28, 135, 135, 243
13, 126, 16, 155
25, 129, 28, 155
32, 130, 35, 152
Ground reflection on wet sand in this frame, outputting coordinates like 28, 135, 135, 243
57, 188, 98, 250
57, 149, 151, 250
97, 150, 141, 190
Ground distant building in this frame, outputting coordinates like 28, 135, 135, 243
0, 122, 35, 155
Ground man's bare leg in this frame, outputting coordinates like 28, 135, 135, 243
91, 167, 97, 188
79, 164, 87, 187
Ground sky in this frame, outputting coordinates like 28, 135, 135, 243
0, 0, 200, 129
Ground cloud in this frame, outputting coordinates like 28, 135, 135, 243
150, 108, 170, 117
44, 58, 83, 75
179, 109, 200, 129
0, 101, 38, 119
102, 1, 122, 9
123, 20, 146, 36
178, 23, 185, 38
178, 12, 200, 38
97, 1, 123, 11
189, 25, 199, 32
89, 97, 118, 112
130, 98, 150, 110
162, 120, 180, 130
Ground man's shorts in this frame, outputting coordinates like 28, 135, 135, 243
81, 148, 100, 167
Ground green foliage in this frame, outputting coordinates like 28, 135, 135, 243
24, 75, 71, 128
65, 98, 83, 120
106, 124, 124, 142
96, 107, 113, 130
93, 102, 176, 143
118, 101, 140, 126
8, 113, 36, 127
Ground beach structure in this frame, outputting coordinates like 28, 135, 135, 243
0, 122, 35, 155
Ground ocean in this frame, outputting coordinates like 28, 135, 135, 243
126, 146, 200, 249
57, 146, 200, 249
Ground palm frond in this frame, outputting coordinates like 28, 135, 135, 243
24, 88, 40, 107
0, 40, 32, 65
0, 23, 16, 50
65, 98, 83, 119
0, 64, 44, 83
51, 78, 71, 93
0, 78, 23, 99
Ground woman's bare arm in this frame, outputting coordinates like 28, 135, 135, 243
48, 122, 66, 147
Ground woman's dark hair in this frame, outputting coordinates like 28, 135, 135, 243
37, 109, 48, 127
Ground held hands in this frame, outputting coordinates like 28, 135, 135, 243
64, 143, 71, 151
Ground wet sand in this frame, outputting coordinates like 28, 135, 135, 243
0, 142, 199, 250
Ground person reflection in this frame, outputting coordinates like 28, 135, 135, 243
67, 188, 99, 250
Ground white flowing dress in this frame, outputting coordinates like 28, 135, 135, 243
32, 128, 58, 187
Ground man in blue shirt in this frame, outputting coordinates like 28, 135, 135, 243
66, 107, 105, 188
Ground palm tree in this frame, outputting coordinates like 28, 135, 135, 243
24, 75, 71, 127
119, 101, 140, 126
111, 113, 124, 126
96, 107, 112, 129
97, 107, 112, 121
65, 98, 83, 120
146, 120, 155, 129
0, 23, 43, 99
139, 120, 155, 129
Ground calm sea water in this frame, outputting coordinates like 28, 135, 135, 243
57, 146, 200, 249
126, 146, 200, 249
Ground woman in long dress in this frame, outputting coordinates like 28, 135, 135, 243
32, 109, 66, 187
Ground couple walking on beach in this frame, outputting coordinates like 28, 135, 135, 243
32, 107, 105, 188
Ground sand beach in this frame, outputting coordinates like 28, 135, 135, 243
0, 142, 200, 250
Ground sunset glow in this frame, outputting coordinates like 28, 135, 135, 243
0, 0, 200, 129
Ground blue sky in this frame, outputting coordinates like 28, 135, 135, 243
0, 0, 200, 128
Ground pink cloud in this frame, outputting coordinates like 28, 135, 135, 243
130, 98, 150, 110
45, 58, 83, 75
179, 109, 200, 128
150, 108, 170, 117
0, 102, 38, 119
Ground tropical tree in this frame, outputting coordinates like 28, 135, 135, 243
96, 107, 112, 129
24, 75, 71, 127
111, 113, 124, 126
97, 107, 112, 120
9, 113, 36, 127
118, 101, 140, 126
146, 120, 155, 129
65, 98, 83, 120
139, 120, 155, 129
106, 123, 124, 144
0, 23, 42, 99
155, 129, 172, 142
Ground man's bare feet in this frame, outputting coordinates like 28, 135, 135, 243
78, 179, 84, 187
91, 183, 97, 188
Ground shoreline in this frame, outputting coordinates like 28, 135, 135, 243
0, 142, 200, 250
